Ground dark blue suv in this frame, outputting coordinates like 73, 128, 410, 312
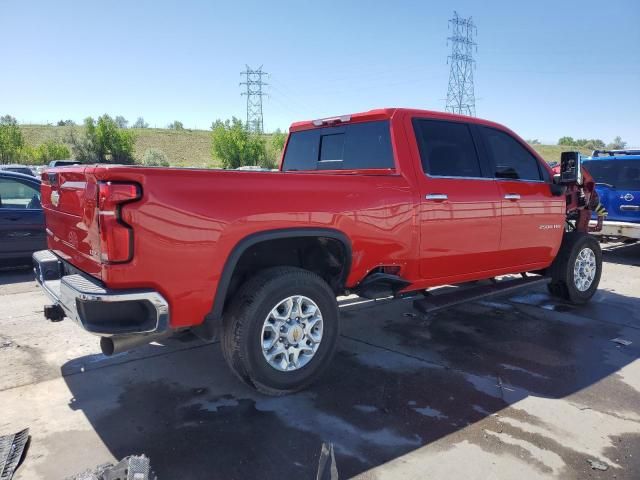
583, 149, 640, 241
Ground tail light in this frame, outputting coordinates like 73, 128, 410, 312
97, 182, 141, 263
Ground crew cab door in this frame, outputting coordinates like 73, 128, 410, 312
411, 118, 502, 280
478, 126, 565, 268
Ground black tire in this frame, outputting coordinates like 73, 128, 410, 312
221, 266, 339, 395
547, 232, 602, 304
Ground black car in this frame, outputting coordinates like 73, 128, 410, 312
0, 164, 35, 176
0, 171, 46, 265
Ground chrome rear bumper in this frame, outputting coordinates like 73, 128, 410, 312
33, 250, 170, 336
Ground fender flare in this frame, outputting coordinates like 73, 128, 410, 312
198, 228, 352, 338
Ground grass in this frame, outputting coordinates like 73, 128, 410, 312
19, 124, 591, 167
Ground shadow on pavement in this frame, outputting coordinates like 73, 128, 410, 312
601, 241, 640, 267
61, 286, 640, 479
0, 266, 34, 286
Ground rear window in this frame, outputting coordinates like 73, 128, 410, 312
282, 120, 394, 171
583, 160, 640, 190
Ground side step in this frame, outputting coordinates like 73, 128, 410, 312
413, 276, 550, 315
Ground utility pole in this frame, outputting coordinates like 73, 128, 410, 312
445, 12, 477, 117
240, 65, 268, 133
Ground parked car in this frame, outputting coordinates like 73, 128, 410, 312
0, 164, 36, 176
583, 149, 640, 241
48, 160, 81, 168
0, 171, 46, 264
33, 108, 604, 394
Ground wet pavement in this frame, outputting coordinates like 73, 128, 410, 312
1, 242, 639, 479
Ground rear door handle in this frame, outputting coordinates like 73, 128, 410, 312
504, 193, 520, 200
425, 193, 448, 201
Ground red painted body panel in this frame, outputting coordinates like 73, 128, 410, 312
41, 108, 564, 330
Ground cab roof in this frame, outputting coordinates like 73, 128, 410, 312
289, 107, 511, 133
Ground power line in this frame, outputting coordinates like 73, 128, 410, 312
445, 11, 477, 116
240, 65, 268, 133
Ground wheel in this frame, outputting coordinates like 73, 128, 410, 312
221, 266, 339, 395
547, 232, 602, 304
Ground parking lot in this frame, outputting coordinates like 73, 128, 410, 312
0, 242, 639, 479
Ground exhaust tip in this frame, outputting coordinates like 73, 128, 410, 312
100, 337, 115, 356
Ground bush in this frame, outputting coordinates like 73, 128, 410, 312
265, 129, 287, 168
142, 148, 170, 167
69, 115, 136, 164
558, 136, 575, 146
57, 119, 76, 126
21, 140, 71, 164
0, 115, 24, 164
211, 117, 268, 169
168, 121, 184, 130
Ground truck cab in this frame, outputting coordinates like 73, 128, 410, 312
583, 149, 640, 241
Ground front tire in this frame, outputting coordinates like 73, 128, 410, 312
221, 267, 339, 395
547, 232, 602, 304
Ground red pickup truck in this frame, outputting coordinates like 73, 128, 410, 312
34, 108, 603, 395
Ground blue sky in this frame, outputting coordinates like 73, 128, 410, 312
2, 0, 639, 145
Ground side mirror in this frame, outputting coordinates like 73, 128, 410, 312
550, 183, 566, 196
559, 151, 582, 185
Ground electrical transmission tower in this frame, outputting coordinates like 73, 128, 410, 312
445, 12, 477, 116
240, 65, 268, 133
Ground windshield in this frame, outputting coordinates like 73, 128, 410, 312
583, 159, 640, 190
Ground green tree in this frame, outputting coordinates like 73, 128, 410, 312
607, 136, 627, 150
57, 119, 76, 126
558, 136, 575, 146
210, 117, 267, 169
142, 148, 170, 166
132, 117, 149, 128
68, 115, 136, 164
168, 120, 184, 130
0, 115, 24, 164
115, 116, 129, 129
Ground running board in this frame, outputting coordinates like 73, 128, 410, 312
413, 276, 550, 315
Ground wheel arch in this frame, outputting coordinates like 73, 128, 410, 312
196, 228, 352, 339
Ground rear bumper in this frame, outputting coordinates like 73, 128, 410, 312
33, 250, 170, 336
590, 220, 640, 240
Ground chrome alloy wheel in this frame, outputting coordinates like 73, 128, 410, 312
261, 295, 323, 372
574, 247, 597, 291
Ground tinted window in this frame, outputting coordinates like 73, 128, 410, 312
319, 133, 345, 163
0, 178, 41, 209
413, 119, 482, 177
481, 127, 542, 181
282, 120, 394, 171
583, 160, 640, 190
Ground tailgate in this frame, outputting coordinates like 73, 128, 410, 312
40, 166, 102, 278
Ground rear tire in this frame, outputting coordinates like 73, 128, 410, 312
221, 266, 339, 395
547, 232, 602, 304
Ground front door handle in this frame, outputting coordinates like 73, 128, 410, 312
425, 193, 448, 201
504, 193, 520, 200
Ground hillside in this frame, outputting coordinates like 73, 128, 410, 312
19, 124, 590, 167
